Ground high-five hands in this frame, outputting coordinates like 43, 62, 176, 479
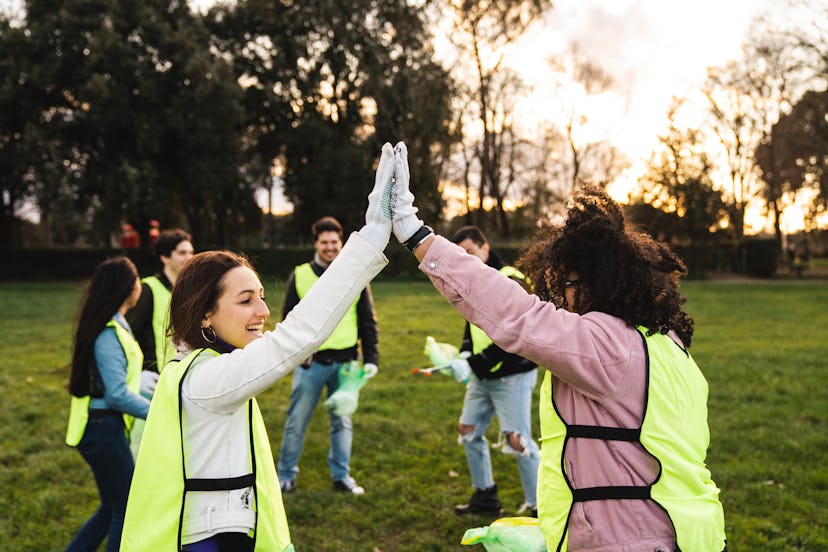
359, 142, 396, 250
391, 142, 425, 244
361, 140, 428, 252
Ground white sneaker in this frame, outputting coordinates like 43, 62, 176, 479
279, 479, 296, 493
517, 502, 538, 517
333, 476, 365, 495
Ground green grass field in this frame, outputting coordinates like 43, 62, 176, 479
0, 278, 826, 551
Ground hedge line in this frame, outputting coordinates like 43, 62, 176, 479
0, 239, 779, 281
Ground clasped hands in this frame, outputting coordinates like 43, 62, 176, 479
359, 141, 424, 251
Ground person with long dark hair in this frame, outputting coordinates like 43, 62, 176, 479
120, 144, 395, 552
389, 142, 726, 552
65, 256, 154, 552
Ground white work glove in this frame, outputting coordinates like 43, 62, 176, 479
140, 370, 160, 398
358, 142, 395, 250
362, 363, 379, 379
392, 141, 425, 244
448, 358, 471, 384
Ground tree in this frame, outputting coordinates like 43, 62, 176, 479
755, 1, 828, 236
441, 0, 552, 237
0, 17, 41, 247
18, 0, 250, 247
783, 0, 828, 77
633, 99, 726, 244
703, 62, 764, 242
703, 12, 817, 244
757, 89, 828, 229
547, 45, 628, 193
207, 0, 455, 236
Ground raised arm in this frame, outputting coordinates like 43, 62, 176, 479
185, 144, 396, 411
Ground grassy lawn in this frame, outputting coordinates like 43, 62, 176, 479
0, 278, 826, 551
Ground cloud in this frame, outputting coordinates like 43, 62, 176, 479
508, 0, 778, 159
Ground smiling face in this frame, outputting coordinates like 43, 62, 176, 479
202, 266, 270, 349
314, 230, 342, 266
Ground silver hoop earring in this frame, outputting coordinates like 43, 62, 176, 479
201, 326, 217, 343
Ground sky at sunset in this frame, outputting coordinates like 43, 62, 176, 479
506, 0, 781, 159
3, 0, 819, 230
486, 0, 812, 231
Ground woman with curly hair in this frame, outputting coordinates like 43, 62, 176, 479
390, 141, 725, 551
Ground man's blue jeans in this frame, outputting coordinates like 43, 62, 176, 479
66, 415, 135, 552
277, 360, 353, 482
459, 369, 539, 506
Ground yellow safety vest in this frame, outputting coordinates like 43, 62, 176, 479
141, 276, 176, 372
121, 349, 293, 552
537, 327, 726, 552
294, 263, 359, 351
65, 319, 144, 446
468, 265, 528, 374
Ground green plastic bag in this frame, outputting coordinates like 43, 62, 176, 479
423, 335, 458, 367
416, 336, 471, 380
460, 516, 547, 552
423, 336, 458, 373
324, 361, 377, 416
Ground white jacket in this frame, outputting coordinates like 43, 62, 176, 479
177, 232, 387, 544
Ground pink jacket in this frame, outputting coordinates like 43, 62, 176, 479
421, 236, 678, 552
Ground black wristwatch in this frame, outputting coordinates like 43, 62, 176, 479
403, 225, 434, 252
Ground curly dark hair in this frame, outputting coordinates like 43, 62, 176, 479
517, 183, 694, 346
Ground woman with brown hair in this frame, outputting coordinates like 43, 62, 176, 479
120, 144, 395, 552
390, 141, 726, 552
65, 256, 155, 552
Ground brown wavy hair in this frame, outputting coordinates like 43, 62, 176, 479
168, 250, 255, 353
517, 183, 694, 346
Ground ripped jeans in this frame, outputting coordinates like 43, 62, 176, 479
458, 369, 539, 506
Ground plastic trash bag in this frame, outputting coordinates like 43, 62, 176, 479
460, 516, 547, 552
418, 336, 471, 381
324, 361, 377, 416
423, 336, 458, 370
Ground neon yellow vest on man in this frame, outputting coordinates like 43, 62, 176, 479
537, 327, 725, 552
468, 266, 527, 374
141, 276, 176, 372
121, 349, 293, 552
65, 319, 143, 446
295, 263, 359, 351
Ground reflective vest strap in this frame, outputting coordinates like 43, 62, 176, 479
142, 276, 174, 370
567, 425, 641, 441
572, 485, 652, 503
185, 473, 256, 492
176, 352, 200, 552
175, 355, 259, 544
248, 398, 259, 548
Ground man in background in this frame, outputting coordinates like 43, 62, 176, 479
276, 216, 379, 496
448, 225, 540, 518
126, 228, 194, 373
